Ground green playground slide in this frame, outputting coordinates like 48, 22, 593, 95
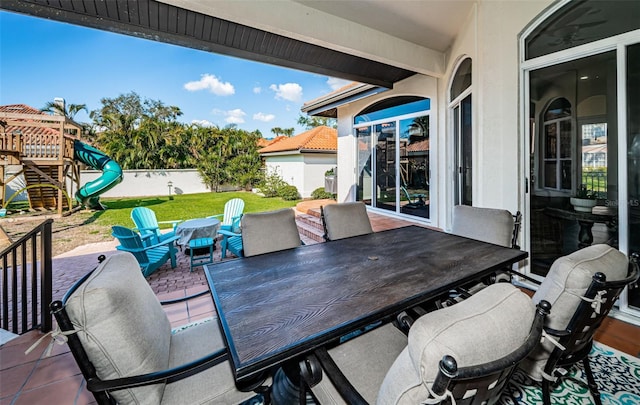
74, 140, 123, 210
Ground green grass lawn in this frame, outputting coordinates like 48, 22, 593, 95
92, 191, 298, 229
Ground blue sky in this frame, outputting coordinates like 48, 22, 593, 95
0, 11, 350, 137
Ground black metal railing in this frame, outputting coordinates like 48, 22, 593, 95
0, 219, 53, 334
582, 169, 607, 199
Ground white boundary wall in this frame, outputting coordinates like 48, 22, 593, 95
3, 168, 237, 201
80, 169, 212, 198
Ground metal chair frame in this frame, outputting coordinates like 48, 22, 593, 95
537, 255, 639, 405
302, 301, 551, 405
50, 256, 221, 405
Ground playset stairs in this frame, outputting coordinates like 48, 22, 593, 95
23, 163, 69, 210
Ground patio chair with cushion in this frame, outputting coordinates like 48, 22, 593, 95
241, 208, 302, 257
321, 202, 373, 241
300, 283, 549, 404
208, 197, 244, 232
111, 225, 178, 277
50, 252, 263, 405
131, 206, 181, 246
517, 244, 639, 405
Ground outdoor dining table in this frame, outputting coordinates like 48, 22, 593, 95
203, 225, 528, 385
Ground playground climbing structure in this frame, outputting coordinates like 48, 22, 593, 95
0, 104, 122, 215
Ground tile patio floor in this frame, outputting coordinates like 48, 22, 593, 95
1, 206, 637, 404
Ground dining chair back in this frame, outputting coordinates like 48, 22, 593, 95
321, 202, 373, 241
50, 252, 257, 405
209, 198, 245, 231
241, 208, 301, 257
111, 225, 178, 276
451, 205, 515, 247
131, 206, 180, 245
305, 283, 549, 405
520, 245, 638, 405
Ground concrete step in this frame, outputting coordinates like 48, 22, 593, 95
295, 214, 325, 244
296, 212, 323, 229
306, 207, 322, 219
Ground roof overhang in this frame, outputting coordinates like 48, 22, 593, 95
0, 0, 418, 88
301, 83, 389, 118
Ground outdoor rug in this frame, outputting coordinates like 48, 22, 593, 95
501, 342, 640, 404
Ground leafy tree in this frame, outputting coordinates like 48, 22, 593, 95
297, 114, 337, 129
91, 92, 185, 169
226, 130, 263, 190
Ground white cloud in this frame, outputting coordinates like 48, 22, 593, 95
269, 82, 303, 102
253, 112, 275, 122
225, 109, 246, 124
253, 86, 262, 94
184, 74, 235, 96
327, 77, 351, 91
191, 119, 214, 127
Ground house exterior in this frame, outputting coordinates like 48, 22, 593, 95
2, 0, 638, 322
258, 126, 337, 198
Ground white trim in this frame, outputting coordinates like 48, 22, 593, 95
522, 30, 640, 71
518, 0, 571, 53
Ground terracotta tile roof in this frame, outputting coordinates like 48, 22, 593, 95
257, 135, 287, 148
259, 126, 337, 154
407, 138, 430, 152
0, 104, 60, 138
0, 104, 44, 115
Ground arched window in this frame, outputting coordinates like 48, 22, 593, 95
449, 57, 472, 206
450, 58, 472, 100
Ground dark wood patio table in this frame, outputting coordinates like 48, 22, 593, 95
203, 225, 528, 383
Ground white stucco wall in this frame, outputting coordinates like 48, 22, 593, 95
472, 0, 551, 212
81, 169, 211, 198
264, 152, 336, 198
332, 0, 553, 230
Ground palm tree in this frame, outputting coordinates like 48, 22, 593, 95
271, 127, 295, 137
41, 101, 87, 120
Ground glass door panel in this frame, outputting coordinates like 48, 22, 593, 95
529, 51, 617, 278
399, 115, 430, 218
374, 122, 397, 212
626, 43, 640, 312
356, 126, 372, 206
460, 95, 473, 205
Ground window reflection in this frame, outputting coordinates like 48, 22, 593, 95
355, 98, 430, 219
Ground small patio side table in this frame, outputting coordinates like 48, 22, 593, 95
188, 237, 214, 271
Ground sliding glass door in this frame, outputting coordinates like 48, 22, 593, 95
355, 98, 432, 220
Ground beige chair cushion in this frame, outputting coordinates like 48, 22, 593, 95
65, 252, 171, 405
162, 319, 252, 404
378, 283, 534, 404
451, 205, 514, 247
241, 208, 301, 257
521, 244, 628, 381
323, 202, 373, 241
311, 324, 408, 405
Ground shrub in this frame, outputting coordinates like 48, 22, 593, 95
259, 168, 287, 197
278, 185, 300, 201
311, 187, 334, 200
